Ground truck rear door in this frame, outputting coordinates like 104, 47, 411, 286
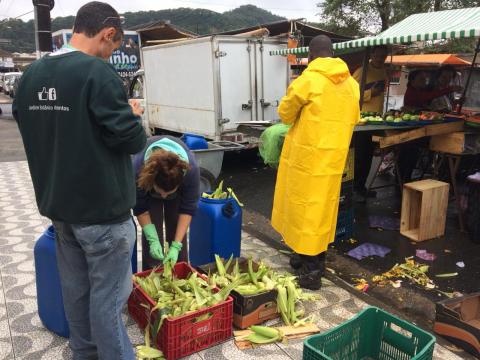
217, 39, 256, 132
256, 41, 288, 121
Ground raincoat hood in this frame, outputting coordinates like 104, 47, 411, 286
306, 57, 350, 84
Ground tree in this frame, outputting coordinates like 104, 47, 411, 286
0, 5, 284, 53
317, 0, 480, 35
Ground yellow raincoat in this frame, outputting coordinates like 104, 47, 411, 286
271, 57, 360, 256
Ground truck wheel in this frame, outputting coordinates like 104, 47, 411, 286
199, 168, 216, 194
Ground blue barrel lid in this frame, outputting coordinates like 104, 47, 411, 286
45, 225, 55, 238
182, 133, 208, 150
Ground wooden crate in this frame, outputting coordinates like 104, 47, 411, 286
430, 131, 480, 155
400, 179, 450, 242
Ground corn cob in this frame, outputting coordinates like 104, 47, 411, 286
215, 254, 226, 277
245, 325, 283, 344
247, 258, 259, 287
201, 181, 243, 206
276, 285, 291, 325
136, 345, 165, 359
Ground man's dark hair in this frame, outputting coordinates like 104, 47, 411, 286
73, 2, 124, 41
309, 35, 333, 61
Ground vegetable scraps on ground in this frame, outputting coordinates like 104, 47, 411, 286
373, 257, 435, 289
202, 180, 244, 206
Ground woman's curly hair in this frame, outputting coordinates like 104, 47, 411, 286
138, 149, 190, 192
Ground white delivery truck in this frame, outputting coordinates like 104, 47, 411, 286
129, 35, 288, 190
130, 35, 288, 141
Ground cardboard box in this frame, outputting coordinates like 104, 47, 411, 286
198, 257, 278, 329
434, 292, 480, 358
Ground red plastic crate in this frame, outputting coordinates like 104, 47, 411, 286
128, 262, 233, 360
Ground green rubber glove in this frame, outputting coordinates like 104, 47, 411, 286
163, 241, 182, 265
142, 224, 164, 261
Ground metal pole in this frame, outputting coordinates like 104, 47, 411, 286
32, 0, 53, 58
460, 37, 480, 108
359, 47, 371, 109
384, 45, 393, 113
33, 5, 41, 59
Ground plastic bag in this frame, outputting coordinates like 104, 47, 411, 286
258, 124, 291, 168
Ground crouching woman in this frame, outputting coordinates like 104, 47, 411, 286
133, 136, 200, 270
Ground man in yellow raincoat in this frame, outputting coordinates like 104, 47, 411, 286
271, 35, 360, 290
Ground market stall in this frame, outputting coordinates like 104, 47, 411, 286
268, 6, 480, 223
267, 8, 480, 357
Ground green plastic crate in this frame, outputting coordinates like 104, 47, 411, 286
303, 307, 435, 360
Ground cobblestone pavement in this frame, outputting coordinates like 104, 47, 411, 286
0, 161, 466, 359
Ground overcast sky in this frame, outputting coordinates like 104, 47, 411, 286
0, 0, 320, 22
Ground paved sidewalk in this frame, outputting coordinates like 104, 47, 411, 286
0, 161, 467, 359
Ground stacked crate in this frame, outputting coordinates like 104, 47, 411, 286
336, 148, 354, 242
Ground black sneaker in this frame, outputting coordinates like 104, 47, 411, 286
289, 253, 303, 270
296, 267, 323, 290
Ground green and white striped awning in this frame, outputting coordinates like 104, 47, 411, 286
270, 7, 480, 56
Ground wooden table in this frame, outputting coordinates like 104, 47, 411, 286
429, 131, 480, 232
364, 122, 465, 195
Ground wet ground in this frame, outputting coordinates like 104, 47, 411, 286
0, 160, 471, 359
219, 150, 480, 326
1, 104, 478, 356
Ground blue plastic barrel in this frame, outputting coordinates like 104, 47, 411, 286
34, 225, 69, 337
181, 133, 208, 150
189, 197, 242, 266
34, 225, 138, 338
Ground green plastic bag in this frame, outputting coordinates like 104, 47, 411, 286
259, 123, 291, 168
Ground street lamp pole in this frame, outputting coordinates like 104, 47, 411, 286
33, 4, 40, 59
32, 0, 54, 59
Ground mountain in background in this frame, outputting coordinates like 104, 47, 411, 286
0, 5, 285, 53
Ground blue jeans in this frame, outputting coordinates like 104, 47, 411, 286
53, 218, 136, 360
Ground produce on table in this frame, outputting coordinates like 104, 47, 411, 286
360, 111, 383, 123
384, 111, 419, 123
210, 255, 317, 330
419, 111, 443, 121
202, 180, 244, 206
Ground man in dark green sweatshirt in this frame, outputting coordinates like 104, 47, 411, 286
13, 2, 146, 359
